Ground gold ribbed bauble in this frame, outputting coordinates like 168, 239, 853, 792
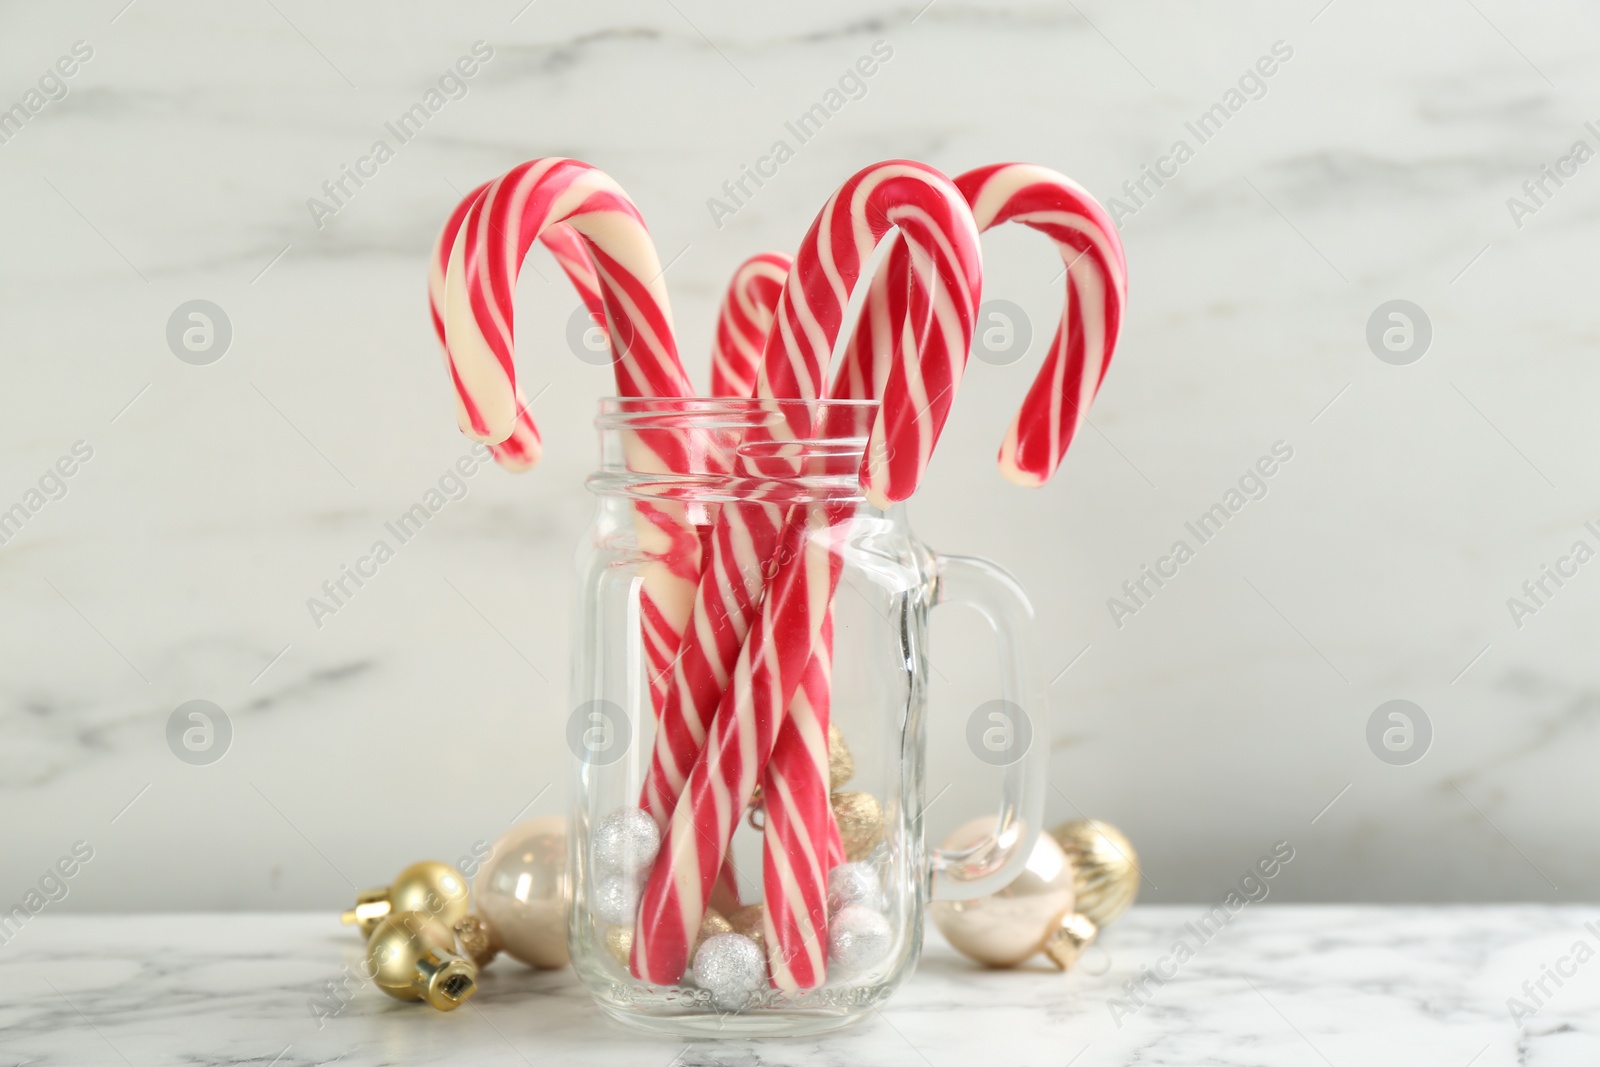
728, 903, 766, 955
1049, 819, 1139, 927
828, 723, 854, 790
831, 791, 884, 862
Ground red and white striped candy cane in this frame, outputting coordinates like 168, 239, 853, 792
638, 162, 978, 834
630, 252, 800, 831
672, 162, 1128, 991
632, 160, 983, 988
443, 158, 690, 441
428, 183, 606, 472
704, 251, 801, 915
754, 249, 931, 988
740, 244, 914, 987
712, 252, 792, 398
743, 244, 914, 919
830, 245, 912, 407
438, 159, 701, 722
759, 161, 1125, 986
645, 248, 977, 988
842, 162, 1127, 498
708, 251, 848, 910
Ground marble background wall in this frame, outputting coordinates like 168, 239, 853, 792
3, 0, 1597, 912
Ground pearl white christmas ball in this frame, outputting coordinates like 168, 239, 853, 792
828, 904, 891, 977
592, 807, 660, 878
593, 872, 643, 926
692, 933, 766, 1010
474, 816, 569, 968
827, 862, 883, 913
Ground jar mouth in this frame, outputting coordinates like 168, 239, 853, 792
596, 397, 877, 439
590, 397, 877, 505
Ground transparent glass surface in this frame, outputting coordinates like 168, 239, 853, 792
566, 399, 1042, 1037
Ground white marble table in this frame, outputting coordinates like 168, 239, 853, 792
3, 906, 1596, 1065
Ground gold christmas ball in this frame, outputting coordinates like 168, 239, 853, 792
342, 861, 471, 939
388, 862, 470, 930
453, 914, 499, 968
367, 910, 478, 1010
1050, 819, 1139, 928
694, 909, 734, 956
828, 723, 854, 790
831, 791, 884, 862
728, 903, 766, 955
474, 816, 570, 969
603, 910, 728, 970
928, 818, 1075, 968
603, 925, 632, 967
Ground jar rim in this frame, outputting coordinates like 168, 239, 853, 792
589, 397, 875, 504
595, 396, 878, 430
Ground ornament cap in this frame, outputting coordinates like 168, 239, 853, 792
340, 889, 392, 933
1042, 912, 1098, 971
417, 951, 479, 1010
453, 914, 500, 967
368, 910, 480, 1010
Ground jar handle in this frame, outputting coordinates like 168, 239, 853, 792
926, 553, 1048, 901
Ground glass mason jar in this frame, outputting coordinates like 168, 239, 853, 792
567, 398, 1045, 1037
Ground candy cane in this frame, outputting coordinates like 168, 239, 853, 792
637, 175, 949, 831
429, 183, 607, 472
745, 245, 914, 915
708, 250, 848, 924
704, 251, 800, 915
443, 158, 690, 441
744, 274, 916, 986
639, 162, 977, 833
439, 159, 700, 721
748, 256, 912, 988
656, 162, 1128, 990
762, 161, 1125, 987
632, 160, 983, 987
636, 252, 795, 826
712, 252, 792, 398
840, 162, 1127, 495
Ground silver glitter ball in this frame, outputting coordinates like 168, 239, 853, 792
828, 904, 891, 978
691, 932, 766, 1011
827, 862, 884, 913
593, 872, 643, 926
592, 807, 661, 878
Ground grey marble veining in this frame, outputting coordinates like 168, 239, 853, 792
4, 908, 1599, 1066
2, 0, 1600, 912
